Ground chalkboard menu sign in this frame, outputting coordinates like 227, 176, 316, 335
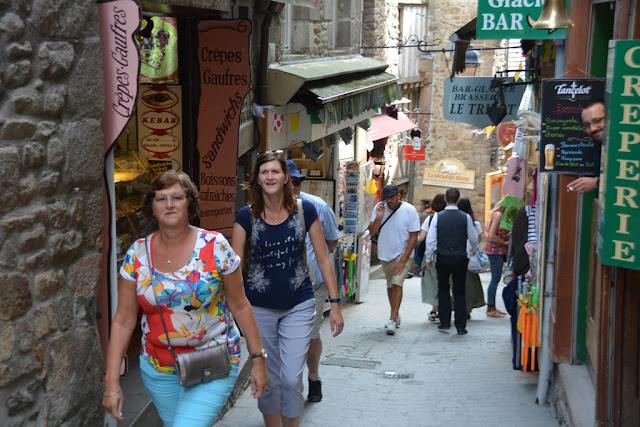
539, 79, 605, 174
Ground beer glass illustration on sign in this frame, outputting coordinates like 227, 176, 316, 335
544, 144, 555, 170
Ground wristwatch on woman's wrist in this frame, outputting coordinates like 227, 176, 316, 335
251, 348, 267, 359
328, 297, 341, 303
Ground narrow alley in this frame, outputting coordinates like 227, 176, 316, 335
214, 269, 557, 427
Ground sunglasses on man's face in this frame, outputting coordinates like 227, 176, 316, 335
291, 178, 303, 187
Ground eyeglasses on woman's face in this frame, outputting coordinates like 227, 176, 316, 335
153, 194, 187, 205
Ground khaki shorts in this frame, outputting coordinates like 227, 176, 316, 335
381, 255, 414, 288
310, 286, 329, 339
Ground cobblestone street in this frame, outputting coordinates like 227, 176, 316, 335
215, 270, 558, 426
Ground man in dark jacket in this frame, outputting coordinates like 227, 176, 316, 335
424, 188, 478, 335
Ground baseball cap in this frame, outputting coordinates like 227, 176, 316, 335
286, 159, 306, 180
382, 184, 399, 198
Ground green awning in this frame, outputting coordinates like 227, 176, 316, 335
303, 71, 398, 102
266, 56, 401, 127
304, 73, 402, 126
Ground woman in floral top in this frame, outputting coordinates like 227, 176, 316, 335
103, 171, 267, 426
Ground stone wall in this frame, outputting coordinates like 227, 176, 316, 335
412, 0, 504, 223
362, 0, 399, 73
273, 0, 363, 62
0, 0, 105, 425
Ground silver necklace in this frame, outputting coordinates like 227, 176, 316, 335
163, 227, 192, 264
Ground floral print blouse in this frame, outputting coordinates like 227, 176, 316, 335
120, 228, 241, 373
485, 217, 511, 256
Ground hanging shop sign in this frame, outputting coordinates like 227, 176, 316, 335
539, 79, 605, 174
443, 77, 525, 128
98, 0, 140, 153
597, 40, 640, 270
139, 16, 179, 84
402, 144, 425, 160
197, 19, 252, 235
496, 122, 517, 147
137, 85, 183, 171
423, 158, 475, 190
476, 0, 567, 40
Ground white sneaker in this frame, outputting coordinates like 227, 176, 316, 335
385, 320, 396, 335
395, 315, 401, 327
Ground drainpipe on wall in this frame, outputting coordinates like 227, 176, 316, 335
257, 1, 284, 106
536, 173, 558, 404
251, 1, 284, 153
536, 48, 564, 404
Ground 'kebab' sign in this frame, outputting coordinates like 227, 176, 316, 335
137, 85, 183, 171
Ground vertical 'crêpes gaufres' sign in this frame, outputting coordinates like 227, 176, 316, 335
98, 0, 140, 153
598, 40, 640, 270
197, 20, 252, 235
539, 79, 605, 174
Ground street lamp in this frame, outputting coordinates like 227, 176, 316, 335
448, 41, 483, 78
463, 48, 482, 76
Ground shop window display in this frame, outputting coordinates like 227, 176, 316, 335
112, 14, 182, 261
289, 140, 327, 179
113, 120, 156, 260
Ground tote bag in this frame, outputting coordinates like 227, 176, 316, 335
468, 247, 489, 273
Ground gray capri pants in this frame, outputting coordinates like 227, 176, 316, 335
251, 298, 315, 418
311, 285, 329, 339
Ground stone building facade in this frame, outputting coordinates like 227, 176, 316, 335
273, 1, 363, 61
0, 0, 106, 425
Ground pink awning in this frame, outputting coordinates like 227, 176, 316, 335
368, 111, 417, 141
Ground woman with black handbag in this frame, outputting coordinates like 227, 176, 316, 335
232, 151, 344, 427
103, 171, 267, 426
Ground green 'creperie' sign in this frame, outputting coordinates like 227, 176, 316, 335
476, 0, 567, 40
597, 40, 640, 270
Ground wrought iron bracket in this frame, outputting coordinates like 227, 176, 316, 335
491, 68, 541, 87
361, 35, 441, 53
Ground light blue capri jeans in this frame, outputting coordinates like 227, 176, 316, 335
252, 298, 315, 419
140, 355, 239, 427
